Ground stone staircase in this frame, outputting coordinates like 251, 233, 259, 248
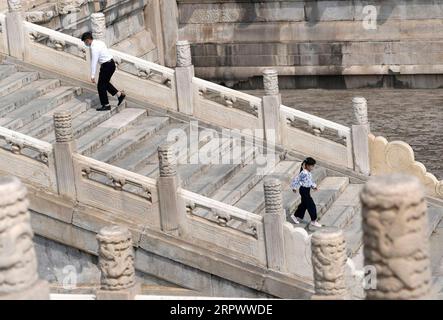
1, 60, 443, 295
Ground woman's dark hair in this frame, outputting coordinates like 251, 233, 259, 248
300, 157, 316, 172
81, 32, 93, 42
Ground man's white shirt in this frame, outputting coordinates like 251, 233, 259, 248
89, 40, 113, 79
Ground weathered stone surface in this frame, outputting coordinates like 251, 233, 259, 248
352, 97, 368, 126
91, 12, 106, 42
96, 225, 136, 291
54, 110, 73, 143
263, 69, 279, 96
311, 227, 347, 299
158, 142, 177, 177
361, 174, 432, 299
8, 0, 22, 12
0, 176, 49, 299
176, 40, 192, 67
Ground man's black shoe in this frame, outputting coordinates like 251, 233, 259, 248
97, 105, 111, 111
117, 93, 126, 106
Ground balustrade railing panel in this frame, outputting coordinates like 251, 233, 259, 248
22, 22, 178, 111
193, 77, 264, 137
281, 105, 353, 168
179, 189, 267, 267
73, 154, 161, 229
0, 127, 57, 192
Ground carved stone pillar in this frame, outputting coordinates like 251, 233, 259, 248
95, 225, 140, 300
262, 69, 281, 145
53, 111, 77, 199
159, 0, 179, 67
157, 143, 185, 235
311, 228, 348, 300
263, 178, 286, 272
91, 12, 106, 43
175, 40, 194, 115
0, 176, 49, 300
5, 0, 25, 60
352, 97, 369, 128
351, 97, 370, 175
57, 0, 82, 15
7, 0, 22, 12
361, 174, 432, 299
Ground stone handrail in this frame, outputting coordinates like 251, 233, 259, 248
280, 105, 350, 137
193, 77, 262, 107
0, 126, 53, 163
180, 188, 263, 237
0, 126, 57, 192
24, 20, 85, 51
74, 153, 157, 197
368, 134, 443, 198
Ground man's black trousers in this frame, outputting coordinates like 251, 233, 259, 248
98, 59, 118, 106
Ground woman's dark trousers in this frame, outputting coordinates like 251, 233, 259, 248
294, 186, 318, 221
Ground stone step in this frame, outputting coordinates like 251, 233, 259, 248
283, 168, 331, 219
185, 141, 261, 197
77, 108, 147, 156
144, 131, 236, 184
343, 210, 363, 257
0, 71, 40, 98
0, 64, 17, 81
287, 176, 349, 231
40, 106, 117, 143
111, 122, 189, 172
212, 164, 262, 206
0, 79, 61, 117
318, 184, 364, 228
91, 116, 170, 163
18, 98, 92, 138
0, 86, 81, 130
131, 124, 231, 182
234, 161, 303, 214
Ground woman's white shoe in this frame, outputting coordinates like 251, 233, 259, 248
311, 221, 322, 227
290, 214, 300, 224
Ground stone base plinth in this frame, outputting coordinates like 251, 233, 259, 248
0, 280, 50, 300
95, 283, 141, 300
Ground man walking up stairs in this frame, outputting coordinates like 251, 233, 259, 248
81, 32, 126, 111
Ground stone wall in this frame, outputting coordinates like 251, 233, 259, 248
177, 0, 443, 88
33, 233, 273, 298
22, 0, 160, 63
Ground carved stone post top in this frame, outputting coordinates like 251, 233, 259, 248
176, 40, 190, 47
263, 177, 283, 215
158, 142, 177, 177
0, 176, 27, 208
312, 227, 344, 242
311, 226, 347, 298
8, 0, 22, 12
361, 173, 430, 300
53, 110, 73, 143
263, 177, 281, 189
176, 40, 192, 67
91, 12, 106, 41
97, 225, 132, 243
352, 96, 368, 125
91, 12, 106, 20
0, 175, 40, 295
360, 174, 423, 208
262, 69, 279, 96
